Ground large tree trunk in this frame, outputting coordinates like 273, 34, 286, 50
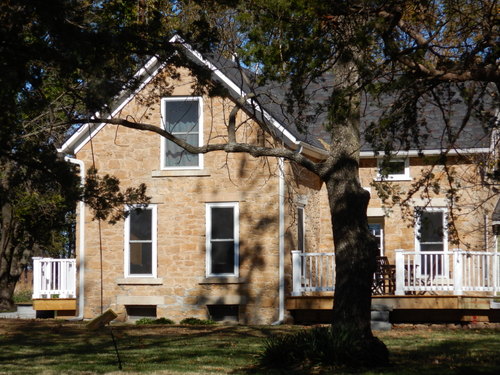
0, 275, 17, 312
324, 157, 388, 365
320, 58, 388, 365
0, 202, 26, 312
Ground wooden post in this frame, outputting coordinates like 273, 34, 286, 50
453, 249, 463, 296
32, 257, 42, 299
86, 308, 118, 331
395, 250, 405, 295
492, 251, 499, 295
291, 250, 302, 296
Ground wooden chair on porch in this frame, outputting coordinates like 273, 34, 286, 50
372, 256, 396, 295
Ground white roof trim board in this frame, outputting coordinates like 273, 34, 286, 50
59, 56, 165, 154
359, 148, 491, 158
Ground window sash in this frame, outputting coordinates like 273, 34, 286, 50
125, 206, 157, 277
161, 97, 203, 169
376, 158, 410, 180
368, 222, 384, 256
206, 203, 239, 277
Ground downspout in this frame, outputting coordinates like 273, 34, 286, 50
64, 156, 86, 320
272, 157, 285, 325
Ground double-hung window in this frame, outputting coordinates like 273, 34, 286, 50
161, 97, 203, 169
206, 202, 239, 277
124, 205, 157, 277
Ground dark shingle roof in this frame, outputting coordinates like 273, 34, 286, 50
204, 52, 494, 154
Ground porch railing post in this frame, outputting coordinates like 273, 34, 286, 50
395, 249, 405, 295
291, 250, 302, 296
32, 257, 42, 299
493, 251, 499, 294
453, 249, 463, 296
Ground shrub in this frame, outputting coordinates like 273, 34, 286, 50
13, 290, 32, 304
135, 318, 156, 325
260, 326, 335, 369
135, 317, 175, 325
154, 317, 175, 324
180, 317, 216, 325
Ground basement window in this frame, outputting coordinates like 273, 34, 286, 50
126, 305, 157, 321
207, 304, 239, 322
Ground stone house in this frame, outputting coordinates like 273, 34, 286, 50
46, 39, 499, 324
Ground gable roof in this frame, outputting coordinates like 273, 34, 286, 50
59, 37, 493, 158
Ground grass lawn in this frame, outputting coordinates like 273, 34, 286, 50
0, 319, 499, 374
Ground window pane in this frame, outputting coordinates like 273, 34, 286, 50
165, 100, 198, 132
164, 139, 199, 167
130, 210, 152, 240
381, 161, 404, 175
211, 207, 234, 239
211, 241, 235, 274
420, 212, 443, 242
368, 223, 382, 253
420, 243, 444, 252
129, 242, 152, 274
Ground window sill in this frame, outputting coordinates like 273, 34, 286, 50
152, 169, 211, 177
116, 277, 164, 285
374, 176, 412, 182
199, 277, 246, 285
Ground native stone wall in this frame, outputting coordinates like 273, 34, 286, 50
76, 68, 284, 324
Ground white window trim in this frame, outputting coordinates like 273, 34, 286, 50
124, 205, 157, 278
368, 220, 384, 256
206, 202, 239, 277
160, 96, 204, 170
414, 207, 449, 276
297, 205, 305, 252
375, 158, 411, 181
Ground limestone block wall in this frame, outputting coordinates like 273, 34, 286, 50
283, 155, 492, 268
75, 69, 284, 324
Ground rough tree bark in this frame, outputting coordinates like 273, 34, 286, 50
0, 203, 27, 312
323, 159, 387, 364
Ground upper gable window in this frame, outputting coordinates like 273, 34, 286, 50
376, 158, 410, 181
161, 97, 203, 169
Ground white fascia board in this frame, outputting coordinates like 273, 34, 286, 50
360, 147, 490, 158
59, 56, 165, 155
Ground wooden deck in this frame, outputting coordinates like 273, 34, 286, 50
32, 298, 77, 318
286, 295, 500, 323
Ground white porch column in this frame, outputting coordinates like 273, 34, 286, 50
32, 257, 42, 299
453, 249, 463, 296
395, 250, 405, 295
291, 250, 302, 296
493, 251, 499, 294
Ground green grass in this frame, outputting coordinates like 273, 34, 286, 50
0, 320, 499, 374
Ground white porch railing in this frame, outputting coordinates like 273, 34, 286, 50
291, 250, 500, 296
291, 250, 335, 296
32, 257, 76, 299
395, 249, 500, 296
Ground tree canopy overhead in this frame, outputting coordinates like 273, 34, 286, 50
1, 0, 498, 367
103, 0, 498, 365
0, 0, 155, 311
